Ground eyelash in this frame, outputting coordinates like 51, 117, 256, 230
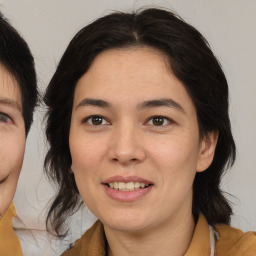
82, 115, 173, 127
0, 112, 12, 124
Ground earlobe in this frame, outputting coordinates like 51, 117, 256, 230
196, 130, 218, 173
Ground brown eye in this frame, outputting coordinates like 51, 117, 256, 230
91, 116, 103, 125
148, 116, 171, 126
152, 117, 165, 126
86, 115, 109, 126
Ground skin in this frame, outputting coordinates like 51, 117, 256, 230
69, 47, 218, 256
0, 64, 25, 219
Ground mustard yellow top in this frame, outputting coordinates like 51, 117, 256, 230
62, 214, 256, 256
0, 202, 23, 256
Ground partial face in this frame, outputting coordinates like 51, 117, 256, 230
69, 48, 216, 233
0, 65, 25, 218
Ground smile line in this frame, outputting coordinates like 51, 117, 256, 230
0, 175, 8, 184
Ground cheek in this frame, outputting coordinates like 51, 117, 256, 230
69, 129, 109, 201
0, 133, 25, 217
148, 133, 200, 195
145, 136, 199, 218
69, 138, 102, 210
151, 135, 200, 169
0, 133, 25, 177
70, 134, 106, 172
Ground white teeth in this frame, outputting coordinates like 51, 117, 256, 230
114, 182, 118, 190
134, 182, 140, 189
126, 182, 134, 190
108, 181, 149, 191
119, 182, 126, 190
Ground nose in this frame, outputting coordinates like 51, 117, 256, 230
108, 123, 146, 165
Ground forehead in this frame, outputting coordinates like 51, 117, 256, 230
74, 47, 195, 114
0, 64, 21, 107
83, 46, 170, 84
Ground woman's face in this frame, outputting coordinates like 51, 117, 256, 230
69, 47, 216, 233
0, 65, 25, 218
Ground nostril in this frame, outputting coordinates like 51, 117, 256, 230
111, 157, 139, 162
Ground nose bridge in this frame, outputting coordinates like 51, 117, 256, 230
109, 120, 145, 163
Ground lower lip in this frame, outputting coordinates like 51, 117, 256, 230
103, 184, 153, 202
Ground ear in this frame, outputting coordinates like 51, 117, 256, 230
196, 130, 218, 173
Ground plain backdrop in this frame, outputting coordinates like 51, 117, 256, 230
0, 0, 255, 255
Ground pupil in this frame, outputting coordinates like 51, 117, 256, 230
153, 117, 164, 126
92, 116, 102, 125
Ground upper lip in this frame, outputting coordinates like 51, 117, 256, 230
102, 175, 153, 185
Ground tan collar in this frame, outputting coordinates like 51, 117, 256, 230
0, 202, 23, 256
185, 213, 210, 255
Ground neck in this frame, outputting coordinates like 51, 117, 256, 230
104, 209, 195, 256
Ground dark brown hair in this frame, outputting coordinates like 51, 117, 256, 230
44, 8, 236, 236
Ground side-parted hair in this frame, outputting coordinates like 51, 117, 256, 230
0, 12, 37, 135
44, 8, 236, 236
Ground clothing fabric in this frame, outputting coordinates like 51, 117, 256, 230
62, 213, 256, 256
0, 202, 23, 256
214, 223, 256, 255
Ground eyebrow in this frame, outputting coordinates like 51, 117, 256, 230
76, 97, 185, 113
0, 97, 22, 112
76, 98, 110, 110
137, 98, 185, 113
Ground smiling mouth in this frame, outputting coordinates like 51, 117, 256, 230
106, 181, 152, 191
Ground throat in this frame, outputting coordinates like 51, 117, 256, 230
104, 213, 195, 256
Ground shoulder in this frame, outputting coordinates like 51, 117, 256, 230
215, 223, 256, 256
62, 220, 106, 256
0, 203, 22, 256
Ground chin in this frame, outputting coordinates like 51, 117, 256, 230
100, 210, 152, 232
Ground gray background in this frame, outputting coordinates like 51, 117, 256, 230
0, 0, 255, 255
